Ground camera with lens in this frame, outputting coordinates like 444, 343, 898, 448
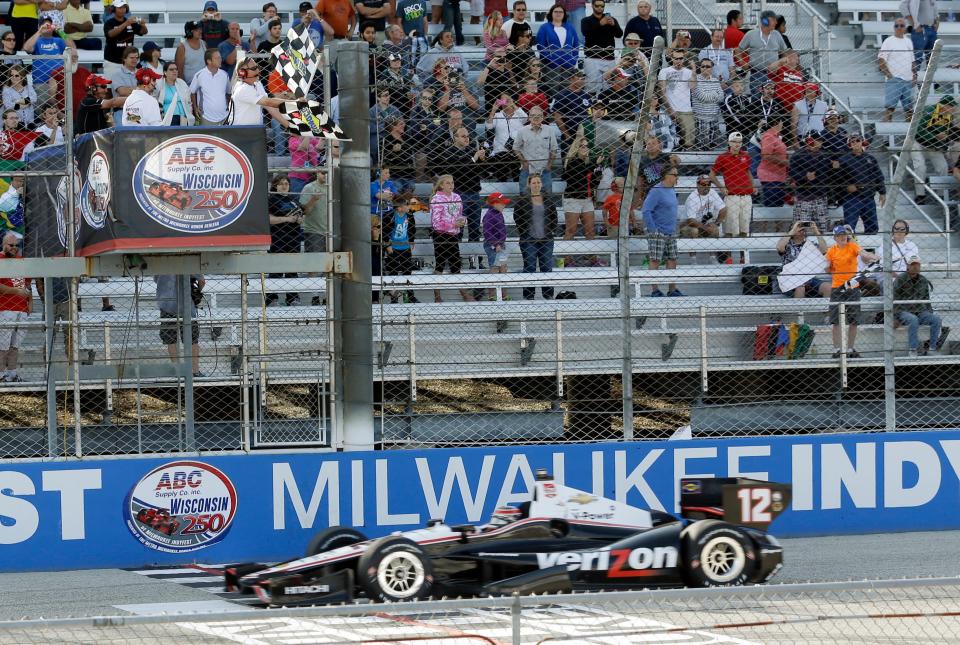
448, 69, 463, 87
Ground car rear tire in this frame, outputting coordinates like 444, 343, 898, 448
357, 536, 434, 602
305, 526, 367, 557
683, 524, 755, 587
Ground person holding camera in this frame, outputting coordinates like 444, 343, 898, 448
104, 1, 147, 75
197, 0, 229, 48
486, 92, 526, 180
293, 2, 332, 48
776, 220, 829, 298
23, 16, 69, 108
581, 0, 623, 94
216, 22, 250, 79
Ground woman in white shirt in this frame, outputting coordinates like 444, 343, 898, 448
153, 61, 194, 125
887, 218, 920, 274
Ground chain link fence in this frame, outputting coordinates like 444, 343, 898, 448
1, 578, 960, 643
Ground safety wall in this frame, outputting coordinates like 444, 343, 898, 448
2, 430, 959, 571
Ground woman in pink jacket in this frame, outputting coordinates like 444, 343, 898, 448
430, 174, 475, 302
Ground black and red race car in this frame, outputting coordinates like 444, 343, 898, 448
205, 471, 790, 607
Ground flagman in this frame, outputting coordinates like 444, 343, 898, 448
231, 58, 291, 127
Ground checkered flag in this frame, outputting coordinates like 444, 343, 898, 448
279, 100, 349, 141
270, 23, 319, 98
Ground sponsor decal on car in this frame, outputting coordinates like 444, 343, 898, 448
536, 546, 679, 576
124, 460, 238, 553
569, 510, 616, 521
80, 150, 111, 230
131, 134, 255, 233
567, 493, 597, 505
682, 480, 702, 494
284, 584, 330, 594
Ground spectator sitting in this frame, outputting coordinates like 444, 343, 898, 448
710, 131, 756, 238
885, 218, 920, 275
657, 51, 696, 150
911, 95, 954, 205
137, 41, 162, 76
477, 48, 515, 108
602, 176, 633, 237
198, 1, 230, 49
429, 174, 474, 302
2, 66, 37, 127
642, 166, 683, 297
482, 191, 510, 299
189, 49, 231, 126
776, 221, 829, 298
620, 32, 641, 59
0, 177, 24, 236
23, 17, 69, 108
644, 95, 678, 153
692, 57, 724, 149
894, 256, 945, 357
428, 61, 480, 119
218, 22, 251, 79
506, 25, 536, 80
788, 131, 831, 231
680, 174, 723, 239
515, 173, 558, 300
483, 11, 509, 60
838, 133, 885, 234
791, 83, 827, 149
878, 19, 915, 123
34, 102, 63, 144
826, 224, 878, 359
574, 96, 606, 158
248, 2, 278, 49
266, 174, 303, 307
153, 61, 194, 126
292, 2, 331, 48
76, 75, 126, 134
416, 30, 469, 81
768, 49, 806, 113
486, 92, 526, 180
370, 87, 401, 143
104, 0, 147, 76
384, 195, 418, 303
63, 0, 101, 50
551, 70, 590, 153
0, 111, 41, 166
535, 4, 579, 98
515, 106, 558, 194
623, 0, 664, 54
598, 67, 639, 121
517, 77, 548, 115
176, 21, 207, 84
757, 116, 789, 207
561, 136, 602, 240
698, 28, 733, 82
381, 30, 416, 80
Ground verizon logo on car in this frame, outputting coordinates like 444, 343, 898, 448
536, 547, 678, 577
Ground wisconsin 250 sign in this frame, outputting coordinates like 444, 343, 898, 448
125, 461, 238, 553
132, 135, 255, 233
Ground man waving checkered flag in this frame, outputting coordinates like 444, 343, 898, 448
270, 23, 319, 99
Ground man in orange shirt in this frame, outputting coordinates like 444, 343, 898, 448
825, 224, 878, 359
315, 0, 357, 39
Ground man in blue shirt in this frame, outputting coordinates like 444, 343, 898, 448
292, 1, 332, 48
641, 166, 682, 296
23, 18, 68, 108
217, 22, 250, 79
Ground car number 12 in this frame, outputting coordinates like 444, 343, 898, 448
737, 487, 772, 523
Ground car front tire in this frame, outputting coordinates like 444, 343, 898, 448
357, 536, 434, 602
683, 523, 755, 587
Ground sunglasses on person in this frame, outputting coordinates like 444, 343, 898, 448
700, 63, 713, 68
893, 226, 908, 232
894, 22, 907, 28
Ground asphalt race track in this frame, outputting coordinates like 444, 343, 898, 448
1, 530, 958, 644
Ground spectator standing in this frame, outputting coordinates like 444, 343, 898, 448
153, 62, 192, 125
710, 131, 756, 237
23, 17, 67, 108
266, 174, 303, 307
517, 77, 548, 115
76, 75, 125, 133
397, 0, 428, 48
838, 133, 885, 233
299, 169, 329, 257
657, 52, 696, 150
601, 176, 628, 237
776, 221, 829, 298
775, 15, 792, 50
692, 58, 723, 150
623, 0, 663, 54
789, 131, 831, 231
757, 116, 789, 206
562, 136, 601, 240
911, 94, 954, 203
503, 1, 529, 43
384, 195, 418, 303
408, 87, 441, 180
698, 28, 734, 82
2, 66, 37, 126
0, 232, 30, 383
826, 224, 878, 358
666, 30, 693, 65
873, 218, 920, 278
515, 173, 558, 300
515, 106, 558, 194
878, 18, 916, 122
108, 46, 139, 123
821, 108, 848, 205
477, 49, 514, 106
440, 0, 464, 46
371, 166, 398, 217
429, 174, 474, 302
256, 18, 283, 61
378, 117, 416, 195
507, 26, 536, 79
176, 21, 207, 84
724, 9, 745, 51
189, 49, 231, 125
482, 11, 509, 60
560, 0, 586, 42
9, 0, 39, 52
431, 63, 480, 122
645, 95, 679, 152
486, 93, 526, 179
722, 78, 751, 135
536, 5, 580, 97
370, 87, 401, 143
34, 102, 63, 143
768, 49, 806, 113
791, 83, 827, 149
735, 10, 785, 96
482, 192, 509, 299
154, 274, 204, 376
248, 2, 278, 49
894, 256, 944, 356
642, 167, 683, 297
637, 134, 679, 197
217, 22, 251, 79
442, 126, 485, 241
680, 174, 724, 239
551, 70, 590, 152
121, 67, 162, 125
292, 2, 331, 48
901, 0, 937, 68
315, 0, 357, 40
104, 0, 147, 76
598, 66, 639, 120
199, 1, 230, 49
63, 0, 100, 50
581, 0, 622, 94
745, 80, 785, 173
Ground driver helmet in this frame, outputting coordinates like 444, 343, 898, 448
487, 505, 522, 529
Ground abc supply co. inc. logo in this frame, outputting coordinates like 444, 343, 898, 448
132, 134, 254, 233
125, 461, 238, 553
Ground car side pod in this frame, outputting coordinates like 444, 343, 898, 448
266, 569, 356, 607
483, 565, 573, 596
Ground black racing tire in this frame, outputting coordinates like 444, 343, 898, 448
682, 523, 756, 587
357, 536, 434, 602
304, 526, 368, 557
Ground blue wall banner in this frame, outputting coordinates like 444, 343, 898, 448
2, 431, 960, 571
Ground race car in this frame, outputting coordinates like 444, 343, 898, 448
208, 471, 790, 607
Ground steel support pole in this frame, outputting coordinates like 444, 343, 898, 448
879, 39, 943, 432
44, 277, 56, 457
181, 275, 196, 450
615, 36, 665, 440
63, 53, 82, 457
333, 41, 374, 450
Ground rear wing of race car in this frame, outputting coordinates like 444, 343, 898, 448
679, 478, 792, 530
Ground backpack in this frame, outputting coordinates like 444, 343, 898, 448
741, 265, 780, 296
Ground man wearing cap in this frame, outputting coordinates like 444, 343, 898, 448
698, 28, 734, 83
122, 68, 162, 126
581, 0, 623, 94
316, 0, 357, 40
621, 32, 641, 58
680, 175, 724, 239
104, 1, 147, 75
821, 108, 848, 206
878, 18, 916, 123
838, 134, 885, 234
22, 17, 70, 108
894, 255, 945, 357
735, 10, 786, 96
791, 83, 827, 149
293, 2, 332, 48
77, 75, 126, 133
198, 1, 230, 48
658, 50, 697, 150
64, 0, 100, 50
789, 131, 832, 232
911, 95, 955, 204
176, 21, 207, 84
710, 131, 756, 237
598, 67, 638, 121
190, 49, 231, 126
623, 1, 663, 53
826, 224, 878, 359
